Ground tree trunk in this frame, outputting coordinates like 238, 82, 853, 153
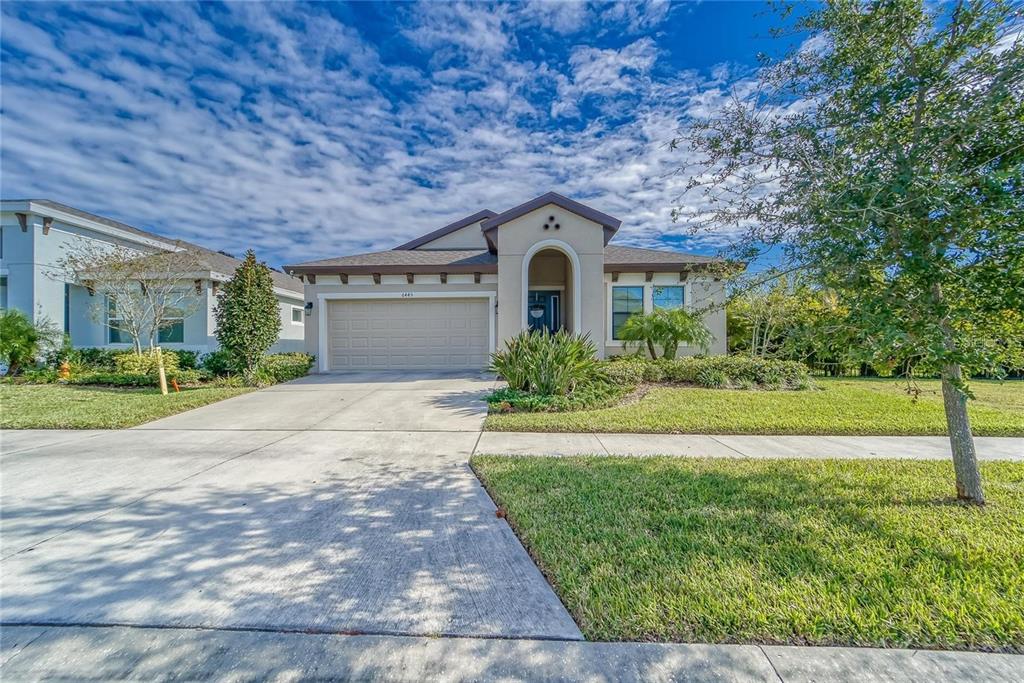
647, 339, 658, 359
941, 363, 984, 504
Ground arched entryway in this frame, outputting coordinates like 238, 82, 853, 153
521, 239, 582, 334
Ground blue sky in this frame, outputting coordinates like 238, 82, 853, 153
1, 1, 812, 268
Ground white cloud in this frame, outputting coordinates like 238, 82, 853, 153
1, 1, 744, 267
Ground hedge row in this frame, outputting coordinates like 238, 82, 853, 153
604, 354, 812, 390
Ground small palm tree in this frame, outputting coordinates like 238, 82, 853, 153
620, 308, 712, 359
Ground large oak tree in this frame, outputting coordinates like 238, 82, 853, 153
674, 0, 1024, 503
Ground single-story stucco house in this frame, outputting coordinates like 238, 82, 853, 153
285, 192, 727, 372
0, 199, 305, 353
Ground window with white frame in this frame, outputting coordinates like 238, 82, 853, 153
157, 306, 185, 344
291, 306, 304, 325
652, 285, 685, 311
106, 297, 131, 344
611, 286, 644, 340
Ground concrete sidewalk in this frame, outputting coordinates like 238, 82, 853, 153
475, 432, 1024, 460
2, 624, 1021, 682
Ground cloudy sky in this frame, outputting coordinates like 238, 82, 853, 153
1, 1, 811, 268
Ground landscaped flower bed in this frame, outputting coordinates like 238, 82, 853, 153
486, 336, 814, 415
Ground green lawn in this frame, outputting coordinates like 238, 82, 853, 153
0, 383, 252, 429
485, 378, 1024, 435
473, 456, 1024, 650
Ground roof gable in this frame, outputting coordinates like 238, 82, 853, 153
479, 192, 621, 246
393, 209, 496, 250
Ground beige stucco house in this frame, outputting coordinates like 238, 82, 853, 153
285, 192, 727, 372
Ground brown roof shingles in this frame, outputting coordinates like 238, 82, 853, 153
285, 244, 721, 275
286, 249, 498, 274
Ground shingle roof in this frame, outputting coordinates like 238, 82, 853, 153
603, 245, 719, 267
4, 199, 302, 294
393, 210, 496, 250
287, 249, 498, 274
286, 245, 720, 274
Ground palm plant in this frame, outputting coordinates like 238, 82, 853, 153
619, 308, 712, 359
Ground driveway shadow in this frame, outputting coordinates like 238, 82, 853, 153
0, 449, 579, 639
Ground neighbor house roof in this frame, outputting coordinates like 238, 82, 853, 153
393, 210, 496, 250
1, 198, 302, 295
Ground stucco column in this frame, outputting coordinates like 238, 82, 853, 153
497, 253, 524, 347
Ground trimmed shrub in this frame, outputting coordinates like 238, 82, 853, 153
68, 371, 155, 387
261, 353, 315, 383
73, 347, 120, 370
175, 350, 202, 370
664, 355, 811, 389
602, 354, 811, 390
486, 380, 626, 413
114, 349, 181, 377
491, 330, 601, 396
201, 349, 234, 376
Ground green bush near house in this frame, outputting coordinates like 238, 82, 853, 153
0, 309, 60, 374
201, 349, 234, 376
114, 348, 182, 376
214, 250, 283, 381
260, 352, 315, 383
487, 381, 626, 414
490, 329, 602, 395
604, 354, 812, 390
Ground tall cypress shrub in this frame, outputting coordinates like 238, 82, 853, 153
214, 250, 281, 379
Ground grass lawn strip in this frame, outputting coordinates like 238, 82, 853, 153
0, 383, 252, 429
484, 378, 1024, 436
472, 455, 1024, 651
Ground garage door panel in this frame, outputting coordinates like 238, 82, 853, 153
327, 298, 490, 371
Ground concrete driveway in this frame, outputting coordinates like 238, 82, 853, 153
0, 372, 583, 640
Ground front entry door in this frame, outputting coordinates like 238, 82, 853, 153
527, 291, 561, 334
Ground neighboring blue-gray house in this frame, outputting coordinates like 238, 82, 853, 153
0, 199, 305, 353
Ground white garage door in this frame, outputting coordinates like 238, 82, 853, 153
326, 298, 491, 371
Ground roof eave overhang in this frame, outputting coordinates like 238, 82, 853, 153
603, 261, 725, 273
284, 263, 498, 276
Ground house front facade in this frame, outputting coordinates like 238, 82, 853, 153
286, 192, 727, 372
0, 199, 305, 353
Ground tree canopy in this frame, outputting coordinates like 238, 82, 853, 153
674, 0, 1024, 503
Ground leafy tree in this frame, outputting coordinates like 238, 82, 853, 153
673, 0, 1024, 503
214, 250, 281, 379
54, 242, 203, 354
619, 308, 713, 359
727, 274, 854, 372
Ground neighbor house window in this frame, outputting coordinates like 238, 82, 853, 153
0, 276, 7, 310
107, 297, 130, 344
291, 306, 304, 325
157, 307, 185, 344
653, 285, 685, 311
611, 286, 644, 340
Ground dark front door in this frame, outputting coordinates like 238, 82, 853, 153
527, 290, 561, 334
